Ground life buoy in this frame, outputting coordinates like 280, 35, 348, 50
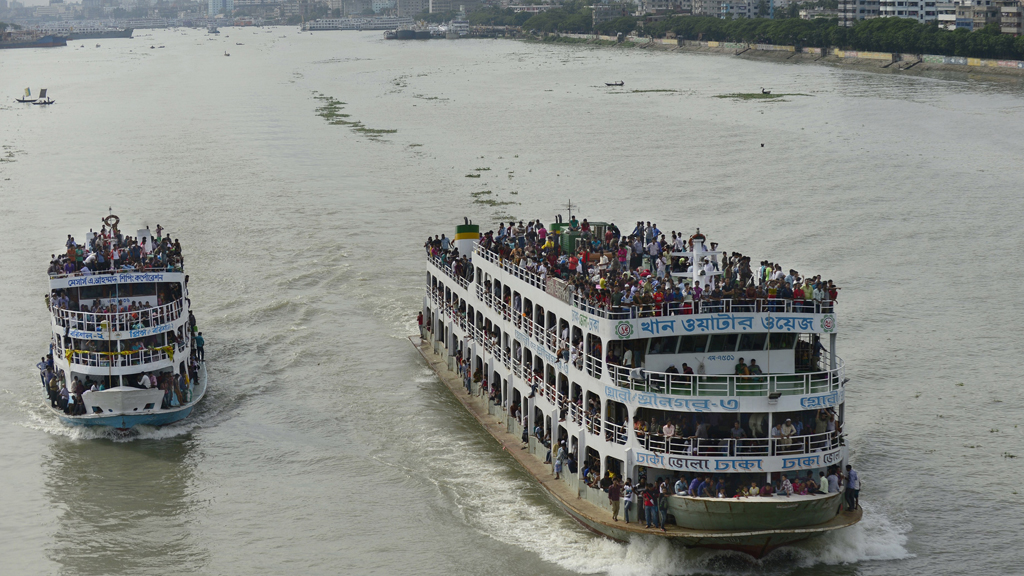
103, 215, 120, 228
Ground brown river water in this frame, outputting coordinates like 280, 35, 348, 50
1, 28, 1022, 576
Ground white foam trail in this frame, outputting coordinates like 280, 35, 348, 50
417, 413, 910, 575
785, 501, 914, 566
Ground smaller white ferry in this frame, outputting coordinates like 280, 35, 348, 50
40, 215, 207, 430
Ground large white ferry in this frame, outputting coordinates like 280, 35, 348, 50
415, 218, 861, 558
41, 215, 207, 430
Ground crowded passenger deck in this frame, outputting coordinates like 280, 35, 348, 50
47, 218, 184, 279
38, 215, 208, 429
419, 216, 859, 554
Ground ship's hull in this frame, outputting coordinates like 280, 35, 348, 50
554, 495, 855, 557
0, 35, 67, 49
66, 29, 134, 40
668, 492, 843, 531
55, 365, 207, 430
411, 334, 860, 558
59, 404, 195, 428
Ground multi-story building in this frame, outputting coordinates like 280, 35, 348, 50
878, 0, 937, 22
936, 0, 957, 26
997, 0, 1021, 33
592, 2, 631, 26
719, 0, 754, 17
691, 0, 723, 16
838, 0, 879, 26
396, 0, 426, 16
955, 0, 998, 29
209, 0, 234, 15
429, 0, 451, 11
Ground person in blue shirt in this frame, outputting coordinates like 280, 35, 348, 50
697, 476, 711, 498
195, 332, 205, 362
688, 476, 701, 497
845, 465, 860, 511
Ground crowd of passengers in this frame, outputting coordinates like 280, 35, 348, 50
629, 408, 841, 454
581, 464, 860, 528
426, 218, 840, 316
58, 324, 193, 364
48, 222, 184, 276
36, 318, 206, 416
49, 289, 187, 332
37, 356, 201, 416
511, 435, 859, 529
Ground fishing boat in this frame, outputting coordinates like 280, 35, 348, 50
415, 218, 860, 558
32, 89, 55, 105
16, 88, 37, 103
605, 81, 624, 86
42, 214, 207, 430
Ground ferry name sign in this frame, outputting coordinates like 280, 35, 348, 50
635, 447, 845, 474
611, 313, 836, 340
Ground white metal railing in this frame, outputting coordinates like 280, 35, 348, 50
583, 411, 602, 435
59, 346, 173, 368
471, 245, 836, 320
52, 298, 185, 332
636, 431, 840, 457
605, 420, 628, 445
568, 402, 583, 425
607, 358, 844, 397
583, 352, 603, 378
428, 256, 470, 289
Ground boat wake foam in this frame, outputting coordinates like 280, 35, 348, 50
415, 391, 910, 574
472, 496, 911, 575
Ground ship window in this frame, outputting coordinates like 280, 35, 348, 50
648, 336, 679, 355
738, 333, 768, 351
92, 406, 103, 414
768, 333, 798, 349
144, 403, 155, 410
677, 335, 707, 353
707, 334, 739, 352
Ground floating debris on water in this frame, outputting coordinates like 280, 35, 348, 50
312, 91, 397, 140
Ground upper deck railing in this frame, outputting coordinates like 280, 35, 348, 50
607, 361, 844, 397
470, 246, 835, 320
54, 341, 184, 369
52, 299, 185, 333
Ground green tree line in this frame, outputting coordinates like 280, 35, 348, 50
464, 6, 1024, 60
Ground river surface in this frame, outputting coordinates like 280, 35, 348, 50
1, 28, 1022, 576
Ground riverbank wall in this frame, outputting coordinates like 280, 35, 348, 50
545, 33, 1024, 78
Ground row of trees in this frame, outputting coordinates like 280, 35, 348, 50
464, 5, 1024, 60
647, 15, 1024, 59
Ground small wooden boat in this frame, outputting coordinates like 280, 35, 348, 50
31, 89, 54, 105
15, 87, 37, 103
224, 51, 230, 56
605, 81, 624, 86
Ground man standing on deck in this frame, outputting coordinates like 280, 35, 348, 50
845, 465, 860, 511
643, 483, 658, 529
608, 478, 622, 521
195, 332, 205, 362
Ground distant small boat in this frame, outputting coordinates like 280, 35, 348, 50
15, 87, 37, 103
236, 42, 243, 45
96, 44, 101, 47
224, 51, 230, 56
605, 81, 624, 86
150, 45, 155, 48
32, 89, 54, 105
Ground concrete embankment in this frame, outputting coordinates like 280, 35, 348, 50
542, 33, 1024, 79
